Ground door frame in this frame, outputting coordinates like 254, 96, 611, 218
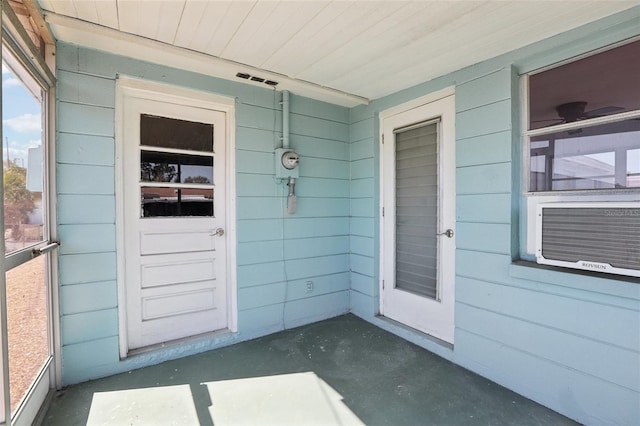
114, 76, 237, 358
378, 86, 456, 342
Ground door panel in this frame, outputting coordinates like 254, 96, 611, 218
381, 95, 456, 344
123, 96, 228, 352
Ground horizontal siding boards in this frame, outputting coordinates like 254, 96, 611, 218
61, 336, 121, 383
284, 236, 349, 260
457, 277, 640, 352
284, 291, 350, 329
350, 272, 376, 297
56, 43, 352, 385
351, 138, 374, 161
60, 308, 118, 346
60, 281, 118, 315
59, 252, 117, 286
456, 131, 512, 167
238, 282, 287, 310
350, 289, 376, 318
351, 177, 375, 198
345, 17, 640, 426
57, 70, 116, 107
290, 112, 349, 143
57, 164, 114, 195
456, 222, 511, 255
58, 102, 114, 137
286, 273, 350, 301
294, 134, 348, 161
289, 94, 349, 124
455, 330, 639, 426
237, 219, 283, 243
236, 126, 277, 152
456, 162, 512, 195
456, 99, 512, 141
457, 193, 511, 223
457, 302, 639, 391
57, 133, 115, 167
58, 224, 116, 255
350, 117, 374, 143
298, 158, 349, 180
58, 195, 115, 225
351, 254, 374, 276
455, 68, 511, 113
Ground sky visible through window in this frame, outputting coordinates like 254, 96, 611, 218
2, 61, 41, 170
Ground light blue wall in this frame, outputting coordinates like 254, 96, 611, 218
56, 42, 350, 384
55, 7, 640, 425
349, 7, 640, 426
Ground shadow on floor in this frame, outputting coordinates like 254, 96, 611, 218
44, 314, 577, 425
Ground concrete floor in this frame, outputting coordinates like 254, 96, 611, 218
43, 315, 577, 425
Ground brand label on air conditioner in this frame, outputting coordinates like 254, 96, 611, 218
578, 260, 612, 272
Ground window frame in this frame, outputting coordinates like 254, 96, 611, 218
520, 39, 640, 258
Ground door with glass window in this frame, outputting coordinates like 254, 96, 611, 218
2, 48, 55, 425
380, 95, 456, 344
122, 96, 228, 352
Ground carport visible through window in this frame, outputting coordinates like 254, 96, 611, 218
526, 39, 640, 192
139, 114, 215, 217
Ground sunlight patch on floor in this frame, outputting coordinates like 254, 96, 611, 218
205, 372, 364, 425
86, 384, 199, 425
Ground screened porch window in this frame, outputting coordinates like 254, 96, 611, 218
526, 39, 640, 192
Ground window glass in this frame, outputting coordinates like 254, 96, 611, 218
529, 40, 640, 131
529, 119, 640, 191
141, 152, 213, 184
141, 187, 213, 217
2, 60, 44, 254
140, 114, 213, 152
527, 40, 640, 192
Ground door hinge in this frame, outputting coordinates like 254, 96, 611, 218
382, 280, 385, 289
382, 207, 385, 217
382, 134, 384, 144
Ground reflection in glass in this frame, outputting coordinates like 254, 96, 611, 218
141, 114, 213, 152
141, 187, 213, 217
529, 119, 640, 191
529, 39, 639, 131
140, 151, 213, 184
7, 256, 49, 415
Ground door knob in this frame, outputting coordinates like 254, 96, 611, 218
437, 229, 454, 238
212, 228, 225, 237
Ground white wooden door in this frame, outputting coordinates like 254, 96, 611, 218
122, 96, 228, 351
380, 95, 456, 343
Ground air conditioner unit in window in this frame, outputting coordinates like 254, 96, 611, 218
535, 202, 640, 277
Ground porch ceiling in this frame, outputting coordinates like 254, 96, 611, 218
37, 0, 636, 106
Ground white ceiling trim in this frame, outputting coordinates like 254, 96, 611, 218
44, 11, 370, 108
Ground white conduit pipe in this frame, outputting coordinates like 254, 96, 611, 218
282, 90, 290, 149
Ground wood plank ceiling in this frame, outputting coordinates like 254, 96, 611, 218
37, 0, 637, 104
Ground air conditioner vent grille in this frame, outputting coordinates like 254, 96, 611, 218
541, 207, 640, 271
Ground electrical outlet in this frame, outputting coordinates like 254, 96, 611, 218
305, 280, 314, 293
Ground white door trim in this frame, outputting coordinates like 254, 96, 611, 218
378, 87, 456, 343
115, 76, 237, 358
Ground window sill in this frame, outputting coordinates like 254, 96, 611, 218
510, 260, 640, 301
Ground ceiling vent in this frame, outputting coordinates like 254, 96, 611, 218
236, 72, 278, 87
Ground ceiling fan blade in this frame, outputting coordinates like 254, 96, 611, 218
585, 106, 625, 117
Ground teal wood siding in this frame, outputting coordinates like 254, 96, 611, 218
52, 7, 640, 426
56, 42, 349, 384
348, 8, 640, 426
